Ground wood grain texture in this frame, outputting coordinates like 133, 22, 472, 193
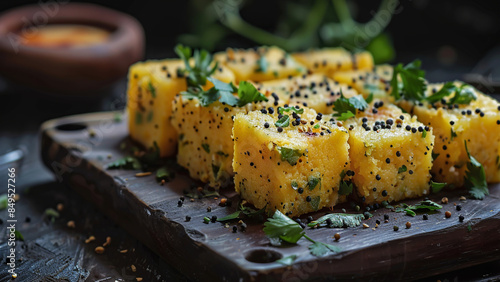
40, 111, 500, 281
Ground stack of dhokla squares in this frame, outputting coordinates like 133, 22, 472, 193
126, 45, 500, 216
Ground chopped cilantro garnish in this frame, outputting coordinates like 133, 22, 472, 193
464, 141, 488, 199
422, 129, 427, 138
277, 147, 301, 166
338, 180, 353, 195
307, 213, 365, 228
332, 93, 369, 121
390, 59, 427, 101
426, 82, 477, 105
217, 202, 266, 222
107, 157, 142, 170
278, 106, 304, 115
430, 180, 447, 193
237, 81, 268, 106
398, 165, 407, 174
148, 82, 156, 98
275, 115, 290, 128
395, 200, 442, 217
201, 143, 210, 153
264, 210, 341, 257
156, 166, 175, 182
310, 196, 321, 211
175, 44, 218, 87
307, 176, 321, 191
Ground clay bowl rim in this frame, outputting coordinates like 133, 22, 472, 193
0, 2, 144, 61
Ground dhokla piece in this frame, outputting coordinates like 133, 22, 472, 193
127, 59, 234, 157
171, 83, 276, 187
213, 46, 306, 82
398, 82, 500, 187
343, 102, 435, 204
330, 64, 393, 100
292, 48, 374, 76
257, 74, 358, 114
233, 106, 350, 216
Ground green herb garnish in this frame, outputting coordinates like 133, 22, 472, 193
307, 176, 321, 191
218, 202, 266, 222
278, 106, 304, 115
464, 141, 488, 199
201, 143, 210, 153
398, 165, 407, 174
107, 156, 142, 170
237, 81, 268, 106
307, 213, 365, 228
332, 93, 369, 121
156, 166, 175, 182
0, 194, 7, 210
275, 115, 290, 127
430, 180, 447, 194
390, 59, 427, 101
395, 200, 442, 217
148, 82, 156, 98
263, 210, 341, 257
175, 44, 218, 87
277, 146, 302, 166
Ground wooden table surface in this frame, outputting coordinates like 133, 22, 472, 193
1, 76, 500, 281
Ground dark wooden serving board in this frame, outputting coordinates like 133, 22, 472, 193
40, 111, 500, 281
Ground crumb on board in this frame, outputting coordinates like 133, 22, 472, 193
85, 236, 96, 244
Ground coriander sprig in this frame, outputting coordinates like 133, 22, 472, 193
464, 141, 488, 199
390, 59, 427, 101
263, 210, 341, 257
332, 92, 372, 121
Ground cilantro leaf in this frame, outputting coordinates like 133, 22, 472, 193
464, 141, 488, 199
422, 128, 427, 138
425, 81, 456, 104
277, 146, 302, 166
263, 210, 304, 244
308, 241, 340, 257
365, 93, 374, 104
148, 82, 156, 98
332, 93, 369, 120
395, 200, 442, 216
390, 60, 427, 101
156, 166, 175, 182
278, 106, 304, 115
448, 84, 477, 105
430, 180, 447, 193
310, 196, 321, 211
237, 81, 268, 106
398, 165, 407, 173
348, 95, 369, 111
307, 176, 321, 191
201, 143, 210, 153
256, 56, 269, 72
338, 180, 353, 195
107, 157, 141, 170
175, 44, 218, 87
275, 115, 290, 128
217, 202, 266, 222
307, 213, 364, 228
276, 255, 297, 266
181, 86, 220, 107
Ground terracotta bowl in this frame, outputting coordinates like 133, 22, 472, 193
0, 3, 144, 96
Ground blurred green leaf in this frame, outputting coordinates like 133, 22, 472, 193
366, 33, 395, 64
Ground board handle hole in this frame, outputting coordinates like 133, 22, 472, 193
55, 123, 87, 131
245, 249, 282, 263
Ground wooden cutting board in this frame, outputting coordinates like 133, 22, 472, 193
40, 111, 500, 281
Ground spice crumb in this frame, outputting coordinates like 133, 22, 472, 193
393, 226, 399, 231
445, 211, 452, 218
85, 236, 96, 244
459, 196, 466, 201
136, 278, 143, 282
405, 222, 411, 229
66, 220, 75, 228
362, 223, 369, 229
135, 172, 152, 177
131, 264, 137, 272
334, 233, 341, 241
103, 236, 111, 247
94, 246, 105, 254
120, 249, 128, 254
56, 203, 64, 212
441, 197, 448, 204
